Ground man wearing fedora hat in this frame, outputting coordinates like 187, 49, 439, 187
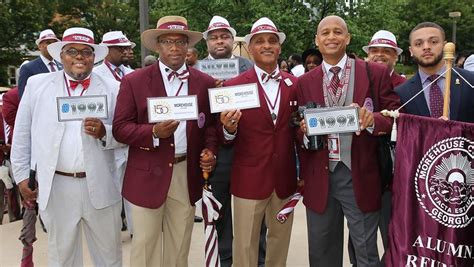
113, 15, 218, 267
18, 29, 61, 99
219, 17, 298, 267
363, 30, 406, 88
11, 27, 123, 266
297, 16, 400, 266
344, 29, 407, 266
94, 30, 136, 236
202, 15, 265, 267
95, 31, 135, 81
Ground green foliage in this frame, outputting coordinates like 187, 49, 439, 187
1, 0, 473, 86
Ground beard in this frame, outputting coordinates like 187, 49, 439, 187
412, 52, 443, 68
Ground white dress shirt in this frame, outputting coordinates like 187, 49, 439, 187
254, 65, 281, 124
321, 54, 348, 80
40, 54, 58, 72
55, 72, 91, 173
154, 61, 188, 155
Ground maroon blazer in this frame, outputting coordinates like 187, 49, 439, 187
296, 58, 401, 213
113, 63, 218, 209
2, 87, 19, 144
222, 69, 298, 200
391, 71, 406, 88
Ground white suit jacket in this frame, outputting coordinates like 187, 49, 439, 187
11, 71, 122, 211
93, 63, 134, 190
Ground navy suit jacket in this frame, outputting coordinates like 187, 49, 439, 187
395, 67, 474, 123
18, 57, 62, 99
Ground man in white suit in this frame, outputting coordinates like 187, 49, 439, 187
94, 30, 135, 235
11, 27, 122, 266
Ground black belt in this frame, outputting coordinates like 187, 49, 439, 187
173, 155, 187, 164
55, 170, 87, 178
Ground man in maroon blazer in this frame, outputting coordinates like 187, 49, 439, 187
112, 16, 217, 267
356, 29, 406, 265
297, 16, 400, 267
220, 17, 299, 267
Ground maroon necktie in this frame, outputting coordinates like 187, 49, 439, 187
329, 66, 341, 95
261, 70, 281, 84
114, 67, 123, 78
427, 74, 443, 118
49, 62, 56, 72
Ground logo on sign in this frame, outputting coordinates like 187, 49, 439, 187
154, 103, 170, 115
415, 137, 474, 228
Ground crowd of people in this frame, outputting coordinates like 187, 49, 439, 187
0, 11, 473, 267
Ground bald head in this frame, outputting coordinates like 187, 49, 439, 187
317, 15, 348, 34
315, 15, 351, 65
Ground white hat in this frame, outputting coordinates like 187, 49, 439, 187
47, 27, 109, 64
141, 16, 203, 51
100, 31, 136, 48
244, 17, 285, 45
464, 54, 474, 72
35, 29, 59, 45
203, 16, 237, 40
362, 30, 403, 55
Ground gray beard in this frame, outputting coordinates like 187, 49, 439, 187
67, 70, 92, 81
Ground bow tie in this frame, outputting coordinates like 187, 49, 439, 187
69, 78, 91, 90
261, 70, 281, 84
167, 69, 189, 82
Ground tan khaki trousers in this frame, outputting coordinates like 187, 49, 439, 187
129, 160, 195, 267
233, 191, 294, 267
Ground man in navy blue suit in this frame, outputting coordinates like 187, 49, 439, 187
395, 22, 474, 123
18, 29, 60, 99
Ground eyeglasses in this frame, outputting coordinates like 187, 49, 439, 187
207, 34, 232, 41
111, 46, 132, 52
62, 48, 94, 58
158, 39, 188, 47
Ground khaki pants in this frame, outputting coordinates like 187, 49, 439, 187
233, 191, 294, 267
130, 160, 195, 267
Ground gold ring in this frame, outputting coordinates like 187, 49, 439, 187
92, 126, 96, 132
231, 119, 236, 124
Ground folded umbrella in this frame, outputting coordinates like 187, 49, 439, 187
277, 185, 304, 224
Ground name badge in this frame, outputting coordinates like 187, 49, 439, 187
304, 106, 359, 136
147, 95, 198, 122
328, 134, 341, 161
57, 95, 108, 122
196, 58, 240, 80
208, 83, 261, 113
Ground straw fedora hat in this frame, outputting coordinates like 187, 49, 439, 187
141, 16, 202, 51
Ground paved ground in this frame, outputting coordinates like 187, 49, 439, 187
0, 202, 383, 266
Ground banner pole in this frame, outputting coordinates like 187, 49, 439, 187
443, 42, 455, 118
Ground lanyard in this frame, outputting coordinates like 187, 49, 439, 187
323, 58, 352, 107
261, 82, 281, 121
63, 73, 87, 97
104, 60, 122, 82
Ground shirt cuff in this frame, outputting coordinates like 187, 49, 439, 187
223, 126, 237, 141
153, 136, 160, 147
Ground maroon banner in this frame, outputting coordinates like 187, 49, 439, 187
386, 114, 474, 266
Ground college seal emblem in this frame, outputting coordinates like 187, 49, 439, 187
415, 137, 474, 228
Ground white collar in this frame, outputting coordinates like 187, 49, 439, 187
322, 54, 348, 73
40, 54, 55, 67
158, 60, 187, 75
